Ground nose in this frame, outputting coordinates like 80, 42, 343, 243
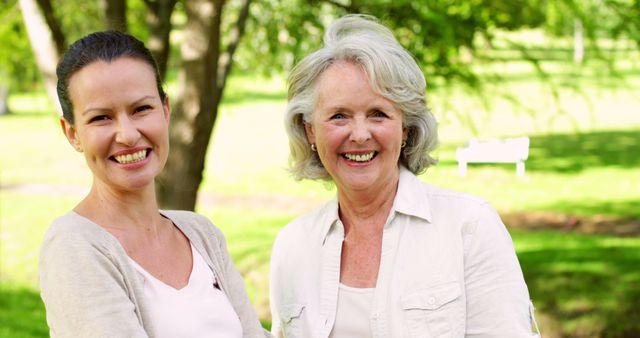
349, 117, 371, 144
115, 115, 141, 146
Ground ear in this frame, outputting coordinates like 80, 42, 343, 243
162, 96, 171, 123
60, 118, 83, 152
304, 121, 316, 145
402, 126, 409, 143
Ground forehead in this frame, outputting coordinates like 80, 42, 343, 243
314, 61, 396, 110
67, 57, 158, 102
316, 62, 369, 99
69, 57, 155, 83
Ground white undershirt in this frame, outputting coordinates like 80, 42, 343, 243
329, 283, 374, 338
128, 243, 243, 338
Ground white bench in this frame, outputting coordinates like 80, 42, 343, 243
456, 137, 530, 176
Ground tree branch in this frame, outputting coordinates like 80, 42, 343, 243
312, 0, 353, 12
33, 0, 66, 52
216, 0, 252, 99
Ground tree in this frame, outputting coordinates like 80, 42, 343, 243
156, 0, 252, 209
0, 0, 46, 115
18, 0, 640, 210
20, 0, 252, 210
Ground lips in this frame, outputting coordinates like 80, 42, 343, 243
343, 151, 377, 162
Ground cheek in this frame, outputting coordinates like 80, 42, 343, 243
377, 127, 404, 148
317, 125, 345, 144
81, 131, 104, 155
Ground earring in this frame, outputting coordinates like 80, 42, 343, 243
310, 144, 317, 152
401, 141, 407, 148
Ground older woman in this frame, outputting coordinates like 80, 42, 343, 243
39, 31, 268, 337
270, 15, 540, 337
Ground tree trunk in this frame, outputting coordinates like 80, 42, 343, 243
100, 0, 128, 31
574, 18, 584, 64
33, 0, 66, 51
155, 0, 224, 210
0, 84, 10, 116
19, 0, 63, 115
144, 0, 177, 79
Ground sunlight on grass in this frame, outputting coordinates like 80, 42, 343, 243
511, 229, 640, 336
0, 192, 77, 286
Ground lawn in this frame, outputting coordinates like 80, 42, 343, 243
1, 49, 639, 337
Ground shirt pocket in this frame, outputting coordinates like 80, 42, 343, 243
400, 281, 464, 338
279, 303, 306, 338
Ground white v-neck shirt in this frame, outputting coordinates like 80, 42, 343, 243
128, 243, 243, 338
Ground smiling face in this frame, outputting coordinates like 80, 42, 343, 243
61, 57, 170, 192
305, 61, 407, 194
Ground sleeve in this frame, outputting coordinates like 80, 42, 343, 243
39, 230, 148, 338
462, 203, 540, 338
212, 226, 272, 338
269, 233, 284, 338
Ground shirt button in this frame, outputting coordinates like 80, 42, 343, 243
428, 296, 436, 305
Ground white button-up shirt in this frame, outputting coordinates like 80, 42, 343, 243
270, 166, 540, 338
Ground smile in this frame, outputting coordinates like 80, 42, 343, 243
113, 149, 149, 164
343, 151, 377, 162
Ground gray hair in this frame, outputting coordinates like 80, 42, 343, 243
285, 14, 438, 180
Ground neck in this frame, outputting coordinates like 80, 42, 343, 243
337, 172, 400, 237
75, 179, 165, 237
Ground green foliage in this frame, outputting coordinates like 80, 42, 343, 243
237, 0, 639, 85
0, 0, 39, 90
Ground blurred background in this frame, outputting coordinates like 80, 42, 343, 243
1, 0, 639, 337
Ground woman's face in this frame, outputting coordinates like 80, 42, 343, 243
305, 61, 407, 194
61, 57, 170, 192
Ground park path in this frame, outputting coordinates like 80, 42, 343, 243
1, 183, 325, 215
3, 183, 639, 236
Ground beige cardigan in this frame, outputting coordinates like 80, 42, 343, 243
40, 210, 269, 338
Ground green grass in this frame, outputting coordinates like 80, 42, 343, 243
2, 211, 639, 337
512, 229, 640, 337
1, 49, 639, 337
0, 285, 48, 338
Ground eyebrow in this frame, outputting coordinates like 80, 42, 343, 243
81, 95, 156, 116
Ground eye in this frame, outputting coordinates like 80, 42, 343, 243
329, 112, 346, 120
135, 105, 153, 113
371, 110, 389, 118
88, 115, 110, 123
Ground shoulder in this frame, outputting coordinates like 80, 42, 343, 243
161, 210, 227, 251
162, 210, 222, 235
41, 212, 116, 256
420, 182, 509, 242
400, 173, 499, 232
424, 183, 491, 212
162, 209, 212, 224
399, 167, 491, 216
39, 213, 124, 285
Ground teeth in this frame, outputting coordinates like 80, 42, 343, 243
114, 150, 147, 164
344, 152, 375, 162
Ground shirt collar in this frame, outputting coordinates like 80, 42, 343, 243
392, 165, 432, 222
319, 165, 432, 244
319, 199, 341, 244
